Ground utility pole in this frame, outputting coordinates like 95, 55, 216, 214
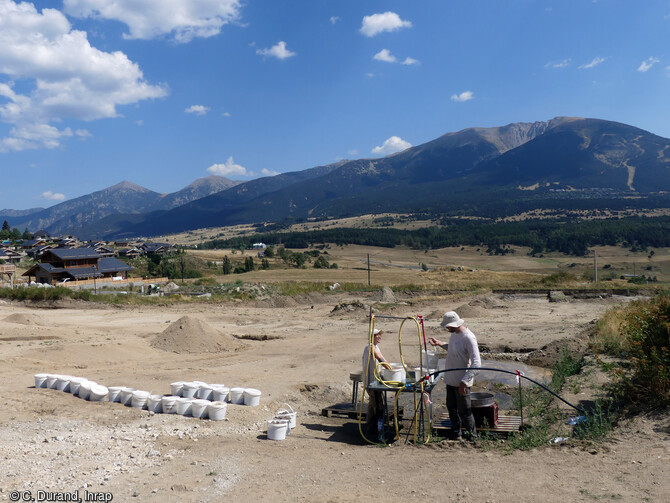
594, 250, 598, 284
367, 254, 371, 286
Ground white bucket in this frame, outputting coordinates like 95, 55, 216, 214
176, 397, 193, 416
381, 364, 406, 383
212, 386, 229, 402
147, 395, 163, 413
170, 381, 185, 397
161, 395, 179, 414
89, 384, 109, 402
181, 382, 199, 398
267, 419, 289, 441
119, 388, 136, 406
275, 404, 297, 429
78, 381, 95, 401
207, 401, 227, 421
107, 386, 125, 402
229, 387, 245, 405
55, 375, 73, 392
197, 384, 214, 401
191, 399, 210, 418
46, 374, 60, 389
422, 350, 439, 369
69, 377, 88, 396
34, 373, 48, 388
131, 390, 151, 409
244, 388, 261, 407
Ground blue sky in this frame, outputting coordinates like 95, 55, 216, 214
2, 0, 670, 211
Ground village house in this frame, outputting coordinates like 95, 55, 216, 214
22, 248, 133, 285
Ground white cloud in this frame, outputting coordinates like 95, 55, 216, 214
207, 156, 248, 177
330, 16, 339, 25
63, 0, 242, 42
401, 57, 420, 66
545, 58, 572, 69
348, 149, 359, 157
41, 190, 66, 201
579, 57, 606, 69
222, 111, 231, 117
373, 49, 396, 63
371, 136, 412, 155
185, 105, 210, 115
637, 57, 659, 72
365, 72, 375, 78
256, 41, 296, 60
261, 168, 279, 177
451, 91, 474, 103
361, 12, 411, 37
0, 0, 166, 153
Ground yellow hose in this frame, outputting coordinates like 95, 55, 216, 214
358, 314, 433, 445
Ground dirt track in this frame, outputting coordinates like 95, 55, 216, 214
1, 291, 669, 502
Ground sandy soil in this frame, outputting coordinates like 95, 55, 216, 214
1, 291, 669, 502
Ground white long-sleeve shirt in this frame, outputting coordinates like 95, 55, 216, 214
443, 327, 481, 387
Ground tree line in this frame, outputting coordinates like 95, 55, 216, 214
200, 216, 670, 256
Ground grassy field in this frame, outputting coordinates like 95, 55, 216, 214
184, 242, 669, 289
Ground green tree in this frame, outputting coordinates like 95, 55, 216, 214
290, 252, 306, 268
22, 228, 33, 240
222, 255, 232, 275
1, 220, 10, 232
244, 256, 254, 272
264, 246, 275, 258
261, 258, 270, 270
313, 255, 329, 269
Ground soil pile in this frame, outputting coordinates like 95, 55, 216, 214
454, 303, 487, 319
150, 316, 242, 354
378, 286, 397, 303
3, 313, 44, 325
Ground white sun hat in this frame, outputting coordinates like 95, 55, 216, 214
440, 311, 464, 328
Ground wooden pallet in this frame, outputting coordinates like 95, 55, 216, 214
434, 413, 522, 434
322, 402, 403, 420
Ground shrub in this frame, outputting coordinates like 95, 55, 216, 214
617, 295, 670, 408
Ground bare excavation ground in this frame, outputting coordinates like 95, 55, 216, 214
1, 291, 669, 503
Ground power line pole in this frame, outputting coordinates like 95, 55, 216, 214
594, 250, 597, 284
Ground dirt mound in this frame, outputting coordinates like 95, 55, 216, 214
375, 286, 397, 303
525, 334, 590, 368
150, 316, 243, 354
331, 300, 369, 314
469, 294, 507, 309
274, 296, 298, 308
3, 313, 44, 325
454, 303, 487, 319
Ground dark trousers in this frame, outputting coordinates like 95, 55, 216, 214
446, 385, 476, 436
366, 390, 384, 432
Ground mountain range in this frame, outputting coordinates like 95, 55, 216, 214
3, 117, 670, 240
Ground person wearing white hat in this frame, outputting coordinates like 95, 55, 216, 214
362, 328, 392, 437
428, 311, 481, 440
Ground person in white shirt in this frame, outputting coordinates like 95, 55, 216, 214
362, 329, 391, 436
428, 311, 481, 440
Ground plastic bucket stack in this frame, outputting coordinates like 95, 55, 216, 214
34, 374, 49, 388
107, 386, 125, 403
176, 397, 193, 416
119, 388, 136, 406
275, 404, 297, 430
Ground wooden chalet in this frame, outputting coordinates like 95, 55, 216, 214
21, 238, 47, 250
0, 248, 24, 264
23, 248, 133, 285
141, 242, 173, 255
117, 247, 143, 259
